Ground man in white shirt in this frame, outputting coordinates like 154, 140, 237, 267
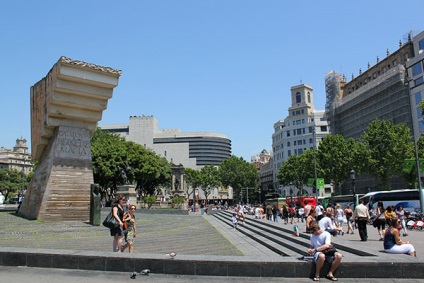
308, 221, 342, 281
315, 202, 325, 221
319, 212, 343, 236
353, 199, 370, 241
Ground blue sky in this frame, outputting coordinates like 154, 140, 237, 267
1, 1, 423, 161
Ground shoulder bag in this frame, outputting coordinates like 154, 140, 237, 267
321, 245, 337, 256
102, 211, 119, 229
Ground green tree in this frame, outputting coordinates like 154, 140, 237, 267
91, 128, 127, 196
199, 165, 221, 203
0, 168, 25, 199
126, 142, 171, 197
277, 154, 310, 193
91, 129, 171, 200
361, 119, 414, 190
219, 155, 258, 202
317, 134, 367, 191
184, 168, 201, 199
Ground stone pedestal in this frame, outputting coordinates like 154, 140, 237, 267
18, 126, 94, 221
116, 185, 137, 208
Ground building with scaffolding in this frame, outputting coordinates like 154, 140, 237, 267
325, 32, 421, 193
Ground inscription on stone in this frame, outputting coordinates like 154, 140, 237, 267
54, 127, 91, 160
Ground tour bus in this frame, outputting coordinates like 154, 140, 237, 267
359, 189, 421, 214
264, 193, 286, 209
286, 196, 316, 208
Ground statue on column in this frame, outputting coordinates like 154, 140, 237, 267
175, 178, 180, 191
119, 162, 134, 185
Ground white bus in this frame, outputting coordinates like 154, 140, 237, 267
359, 189, 422, 214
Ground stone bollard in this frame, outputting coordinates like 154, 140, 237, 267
90, 184, 101, 226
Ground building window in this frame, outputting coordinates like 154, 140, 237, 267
320, 126, 327, 132
415, 77, 424, 87
287, 141, 291, 147
419, 39, 424, 51
307, 92, 311, 103
296, 92, 301, 103
415, 91, 422, 104
417, 107, 422, 119
309, 138, 313, 144
294, 141, 297, 146
288, 150, 291, 157
164, 151, 167, 156
297, 129, 302, 135
298, 148, 303, 155
412, 62, 423, 76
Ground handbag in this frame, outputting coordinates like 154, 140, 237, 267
102, 212, 119, 229
321, 245, 337, 256
372, 218, 379, 228
373, 211, 384, 228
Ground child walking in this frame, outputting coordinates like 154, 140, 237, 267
232, 213, 238, 229
121, 205, 137, 253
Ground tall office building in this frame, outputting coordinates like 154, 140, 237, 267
272, 84, 329, 196
100, 115, 231, 170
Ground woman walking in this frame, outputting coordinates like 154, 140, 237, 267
375, 201, 386, 241
110, 195, 126, 252
344, 204, 354, 234
334, 204, 344, 228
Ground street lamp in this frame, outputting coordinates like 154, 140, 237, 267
20, 156, 26, 201
258, 187, 261, 204
313, 127, 318, 197
350, 169, 356, 207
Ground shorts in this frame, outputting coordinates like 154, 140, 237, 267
314, 252, 336, 264
126, 230, 135, 243
110, 226, 124, 237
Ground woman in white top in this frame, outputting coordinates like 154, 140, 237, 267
334, 204, 344, 228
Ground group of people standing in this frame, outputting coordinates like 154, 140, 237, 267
373, 202, 409, 240
109, 195, 137, 253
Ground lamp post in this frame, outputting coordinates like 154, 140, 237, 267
313, 127, 318, 198
350, 169, 356, 207
20, 156, 26, 201
258, 187, 261, 204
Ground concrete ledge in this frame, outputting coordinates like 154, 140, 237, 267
135, 208, 188, 215
1, 247, 423, 278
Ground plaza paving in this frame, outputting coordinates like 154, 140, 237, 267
0, 206, 424, 279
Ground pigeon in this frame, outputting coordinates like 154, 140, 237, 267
140, 269, 150, 276
130, 272, 137, 279
166, 252, 177, 259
